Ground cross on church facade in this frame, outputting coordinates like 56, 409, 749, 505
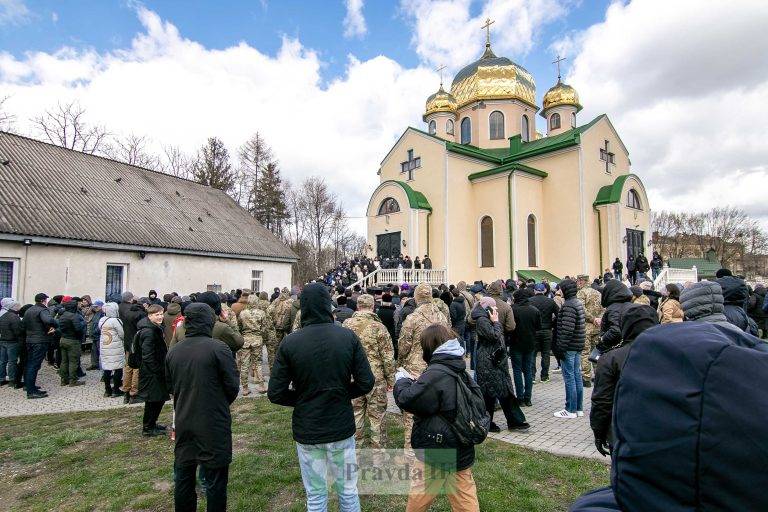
400, 149, 421, 181
600, 139, 615, 172
552, 55, 566, 81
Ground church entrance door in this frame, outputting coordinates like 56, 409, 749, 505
377, 232, 401, 260
626, 228, 645, 260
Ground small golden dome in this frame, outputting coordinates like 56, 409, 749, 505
542, 80, 582, 114
449, 45, 536, 109
424, 85, 457, 118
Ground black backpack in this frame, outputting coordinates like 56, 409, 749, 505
431, 364, 490, 445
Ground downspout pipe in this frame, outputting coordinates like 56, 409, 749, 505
426, 211, 431, 256
594, 206, 604, 273
507, 172, 514, 280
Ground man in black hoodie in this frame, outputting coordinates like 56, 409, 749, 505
166, 303, 239, 512
529, 283, 559, 383
22, 293, 56, 398
598, 280, 634, 352
57, 299, 86, 386
268, 283, 374, 511
120, 293, 147, 403
509, 288, 541, 406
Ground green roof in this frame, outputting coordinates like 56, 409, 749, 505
594, 174, 632, 206
516, 269, 561, 283
468, 161, 548, 181
389, 180, 432, 211
668, 257, 721, 277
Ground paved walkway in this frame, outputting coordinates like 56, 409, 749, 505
0, 354, 602, 460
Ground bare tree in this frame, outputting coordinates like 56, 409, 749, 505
104, 134, 160, 169
159, 144, 193, 179
0, 95, 15, 132
31, 101, 109, 154
301, 177, 339, 274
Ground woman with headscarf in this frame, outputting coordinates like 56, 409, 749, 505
0, 298, 23, 387
98, 302, 126, 397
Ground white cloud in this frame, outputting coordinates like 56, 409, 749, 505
400, 0, 571, 72
51, 11, 58, 23
343, 0, 367, 39
0, 7, 433, 234
0, 0, 30, 25
559, 0, 768, 227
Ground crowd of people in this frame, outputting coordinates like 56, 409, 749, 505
1, 256, 767, 511
320, 254, 434, 288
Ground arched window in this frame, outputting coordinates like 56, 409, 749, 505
489, 111, 504, 140
428, 119, 436, 135
521, 114, 530, 142
627, 189, 642, 210
446, 119, 454, 135
527, 214, 537, 267
480, 216, 494, 267
571, 112, 576, 128
377, 197, 401, 215
460, 117, 471, 144
550, 113, 561, 130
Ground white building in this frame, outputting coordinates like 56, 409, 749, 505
0, 131, 296, 303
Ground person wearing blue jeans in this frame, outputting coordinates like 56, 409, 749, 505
24, 343, 49, 396
296, 435, 360, 512
552, 279, 586, 419
510, 350, 535, 405
561, 350, 584, 414
0, 342, 21, 385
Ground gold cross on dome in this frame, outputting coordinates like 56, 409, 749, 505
436, 64, 447, 87
481, 17, 495, 46
553, 54, 567, 81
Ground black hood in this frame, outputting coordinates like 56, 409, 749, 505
716, 276, 749, 306
559, 279, 578, 300
184, 303, 215, 337
620, 304, 659, 343
197, 291, 222, 316
300, 283, 334, 327
452, 294, 465, 304
62, 301, 79, 313
513, 287, 533, 305
601, 279, 633, 307
470, 304, 490, 321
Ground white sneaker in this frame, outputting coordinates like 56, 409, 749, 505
553, 409, 577, 419
576, 410, 584, 417
553, 367, 562, 373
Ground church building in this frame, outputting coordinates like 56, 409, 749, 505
366, 24, 650, 284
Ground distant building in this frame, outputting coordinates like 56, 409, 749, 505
0, 132, 297, 303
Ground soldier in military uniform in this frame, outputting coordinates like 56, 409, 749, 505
237, 294, 270, 395
397, 283, 450, 453
343, 294, 395, 448
576, 274, 603, 386
266, 288, 292, 363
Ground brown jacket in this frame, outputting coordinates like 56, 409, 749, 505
488, 281, 515, 333
658, 298, 684, 324
230, 295, 249, 318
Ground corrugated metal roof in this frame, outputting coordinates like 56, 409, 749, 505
0, 131, 297, 261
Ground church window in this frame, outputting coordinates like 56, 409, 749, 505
550, 113, 561, 130
378, 197, 401, 215
627, 189, 642, 210
489, 111, 505, 140
527, 214, 537, 267
571, 112, 576, 128
446, 119, 454, 135
461, 117, 471, 144
428, 120, 436, 135
480, 216, 494, 267
521, 115, 530, 142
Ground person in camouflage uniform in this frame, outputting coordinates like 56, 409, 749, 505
267, 287, 293, 349
220, 298, 241, 333
576, 274, 603, 384
397, 283, 450, 453
343, 294, 395, 448
238, 294, 271, 395
432, 295, 450, 320
255, 292, 277, 370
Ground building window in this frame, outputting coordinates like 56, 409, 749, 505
446, 119, 454, 135
377, 197, 401, 215
480, 216, 494, 267
521, 114, 530, 142
460, 117, 471, 144
105, 264, 126, 299
550, 113, 561, 130
428, 120, 436, 135
206, 284, 222, 293
0, 260, 17, 299
527, 214, 537, 267
489, 111, 505, 140
571, 112, 576, 128
627, 189, 642, 210
251, 270, 263, 293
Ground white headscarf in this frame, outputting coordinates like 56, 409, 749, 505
0, 298, 20, 318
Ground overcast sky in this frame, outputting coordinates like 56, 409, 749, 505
1, 0, 767, 233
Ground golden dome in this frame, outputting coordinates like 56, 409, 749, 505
424, 85, 457, 118
449, 46, 536, 109
542, 80, 582, 114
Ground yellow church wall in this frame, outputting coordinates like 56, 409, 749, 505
512, 173, 545, 274
453, 101, 537, 149
465, 174, 512, 283
617, 175, 651, 260
366, 181, 412, 258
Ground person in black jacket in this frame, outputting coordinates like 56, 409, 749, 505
136, 304, 169, 436
121, 296, 147, 404
612, 258, 623, 281
22, 293, 55, 398
529, 283, 559, 382
57, 298, 86, 386
376, 293, 398, 358
268, 283, 374, 511
717, 274, 758, 335
473, 296, 529, 432
553, 279, 586, 419
626, 256, 636, 285
166, 303, 239, 512
333, 295, 355, 323
748, 284, 767, 339
590, 305, 658, 456
448, 289, 466, 342
597, 280, 634, 351
394, 323, 481, 510
0, 298, 23, 387
509, 288, 541, 406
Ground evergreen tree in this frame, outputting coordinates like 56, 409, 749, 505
251, 161, 288, 235
192, 137, 235, 193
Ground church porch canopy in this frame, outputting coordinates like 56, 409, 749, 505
516, 269, 561, 284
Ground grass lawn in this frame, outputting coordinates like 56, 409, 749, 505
0, 399, 609, 511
